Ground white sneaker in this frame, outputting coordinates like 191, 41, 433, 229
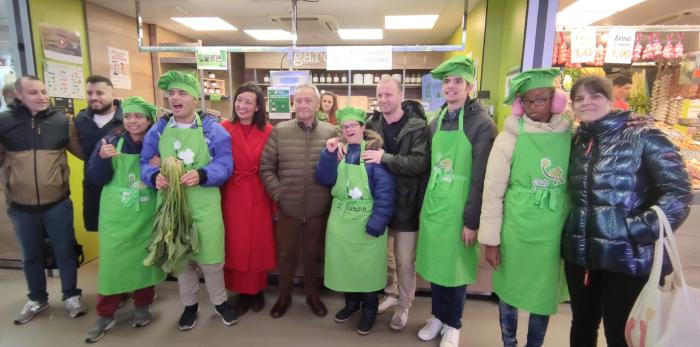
14, 300, 49, 324
377, 296, 398, 314
440, 326, 460, 347
418, 316, 444, 341
64, 295, 86, 318
389, 307, 409, 331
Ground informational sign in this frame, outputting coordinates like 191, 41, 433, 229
570, 28, 597, 64
108, 47, 131, 89
40, 23, 83, 65
196, 48, 227, 70
43, 61, 84, 99
268, 87, 291, 120
604, 29, 636, 64
326, 46, 392, 70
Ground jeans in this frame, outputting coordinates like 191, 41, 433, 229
430, 283, 466, 329
565, 262, 647, 347
499, 301, 550, 347
8, 199, 81, 302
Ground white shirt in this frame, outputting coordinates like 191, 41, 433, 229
93, 111, 115, 128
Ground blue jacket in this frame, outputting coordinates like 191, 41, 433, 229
562, 111, 692, 276
140, 114, 233, 188
315, 143, 395, 237
87, 131, 145, 186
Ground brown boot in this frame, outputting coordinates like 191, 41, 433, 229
306, 294, 327, 317
269, 294, 291, 319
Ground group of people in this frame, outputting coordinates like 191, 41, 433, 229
0, 52, 692, 347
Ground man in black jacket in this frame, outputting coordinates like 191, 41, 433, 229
0, 76, 87, 324
74, 75, 123, 231
362, 76, 430, 331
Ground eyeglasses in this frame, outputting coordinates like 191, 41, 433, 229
519, 97, 551, 107
342, 123, 361, 130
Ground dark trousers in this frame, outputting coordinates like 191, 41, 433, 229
430, 283, 467, 329
275, 212, 327, 296
8, 199, 81, 302
565, 262, 648, 347
499, 301, 550, 347
344, 292, 379, 313
97, 286, 155, 317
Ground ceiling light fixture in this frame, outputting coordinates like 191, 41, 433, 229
385, 15, 439, 29
244, 29, 297, 41
338, 29, 383, 40
171, 17, 237, 31
556, 0, 647, 26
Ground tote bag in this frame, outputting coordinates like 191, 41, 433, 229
625, 206, 700, 347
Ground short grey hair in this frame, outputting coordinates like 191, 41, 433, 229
294, 83, 320, 101
377, 75, 403, 91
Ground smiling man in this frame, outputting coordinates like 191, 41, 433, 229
260, 83, 336, 319
416, 55, 497, 347
75, 75, 123, 231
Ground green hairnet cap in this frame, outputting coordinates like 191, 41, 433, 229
504, 68, 560, 105
430, 55, 476, 84
158, 70, 200, 99
336, 106, 366, 125
121, 96, 158, 122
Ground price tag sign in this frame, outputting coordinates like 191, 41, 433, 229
604, 29, 636, 64
570, 29, 597, 64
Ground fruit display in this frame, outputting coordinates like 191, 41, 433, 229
655, 122, 700, 190
687, 159, 700, 190
650, 67, 675, 121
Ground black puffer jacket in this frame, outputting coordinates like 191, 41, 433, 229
562, 111, 692, 277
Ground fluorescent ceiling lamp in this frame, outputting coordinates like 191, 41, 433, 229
338, 29, 383, 40
244, 29, 296, 41
385, 15, 439, 29
171, 17, 237, 31
557, 0, 646, 26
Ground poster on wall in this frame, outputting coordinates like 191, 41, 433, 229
108, 47, 131, 89
40, 24, 83, 65
196, 48, 228, 70
268, 87, 291, 120
604, 29, 636, 65
43, 61, 85, 99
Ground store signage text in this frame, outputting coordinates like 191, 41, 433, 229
291, 52, 327, 68
604, 29, 636, 64
570, 29, 597, 64
326, 46, 392, 70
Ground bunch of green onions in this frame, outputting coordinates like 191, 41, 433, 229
143, 156, 199, 274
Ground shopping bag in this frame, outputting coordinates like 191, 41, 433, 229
624, 206, 700, 347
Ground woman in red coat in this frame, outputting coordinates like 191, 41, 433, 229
221, 83, 276, 316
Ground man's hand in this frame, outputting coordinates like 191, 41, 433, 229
337, 142, 347, 160
149, 155, 161, 167
362, 148, 385, 164
461, 226, 477, 247
485, 245, 500, 269
326, 137, 340, 153
98, 139, 119, 159
180, 170, 200, 187
155, 173, 169, 190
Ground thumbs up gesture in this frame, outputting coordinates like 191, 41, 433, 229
98, 138, 120, 159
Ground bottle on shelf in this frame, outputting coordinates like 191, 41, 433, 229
374, 73, 380, 84
333, 73, 340, 84
312, 73, 319, 83
263, 74, 270, 83
341, 73, 348, 84
320, 73, 326, 84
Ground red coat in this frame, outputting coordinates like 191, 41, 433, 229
221, 121, 276, 274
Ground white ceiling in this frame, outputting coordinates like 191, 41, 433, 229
558, 0, 700, 26
86, 0, 473, 46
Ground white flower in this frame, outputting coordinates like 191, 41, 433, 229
348, 187, 363, 200
173, 140, 182, 150
178, 148, 195, 165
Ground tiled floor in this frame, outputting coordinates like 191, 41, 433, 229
0, 208, 696, 347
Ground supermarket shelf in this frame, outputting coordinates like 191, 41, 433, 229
255, 83, 422, 88
160, 57, 197, 64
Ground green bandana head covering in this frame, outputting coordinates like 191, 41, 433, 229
336, 106, 366, 125
504, 68, 560, 105
121, 96, 158, 122
430, 55, 476, 84
157, 70, 200, 99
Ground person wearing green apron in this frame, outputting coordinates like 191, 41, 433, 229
478, 68, 572, 347
315, 107, 395, 335
84, 96, 166, 342
416, 56, 497, 347
140, 71, 236, 331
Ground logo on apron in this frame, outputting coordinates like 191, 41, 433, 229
532, 158, 565, 188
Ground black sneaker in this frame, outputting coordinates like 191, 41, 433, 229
178, 304, 199, 331
356, 310, 376, 336
333, 305, 360, 323
214, 302, 239, 326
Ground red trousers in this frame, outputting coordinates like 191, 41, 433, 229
97, 286, 155, 317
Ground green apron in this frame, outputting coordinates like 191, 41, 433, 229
324, 142, 387, 292
493, 117, 571, 315
98, 137, 166, 295
158, 115, 225, 265
416, 107, 479, 287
